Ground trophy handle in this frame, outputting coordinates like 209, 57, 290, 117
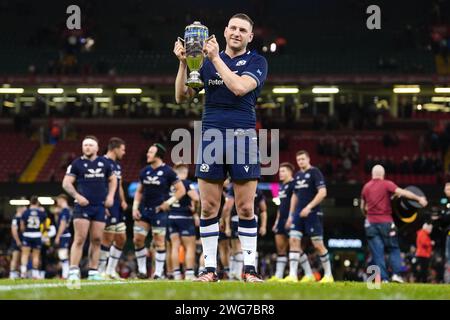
177, 37, 185, 44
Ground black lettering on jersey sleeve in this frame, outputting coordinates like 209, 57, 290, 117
242, 55, 268, 88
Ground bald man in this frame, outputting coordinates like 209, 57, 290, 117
360, 165, 427, 283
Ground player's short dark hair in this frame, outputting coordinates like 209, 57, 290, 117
280, 162, 295, 173
56, 194, 69, 202
296, 150, 310, 158
83, 135, 99, 143
108, 137, 125, 151
173, 162, 188, 171
29, 195, 39, 205
152, 143, 166, 159
230, 13, 254, 29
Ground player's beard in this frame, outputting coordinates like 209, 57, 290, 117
84, 151, 95, 159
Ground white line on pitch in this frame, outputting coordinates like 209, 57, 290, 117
0, 280, 160, 291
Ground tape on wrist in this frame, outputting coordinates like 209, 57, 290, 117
132, 201, 139, 211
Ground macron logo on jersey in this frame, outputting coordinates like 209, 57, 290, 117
143, 176, 161, 185
295, 179, 309, 189
236, 60, 246, 66
85, 168, 104, 178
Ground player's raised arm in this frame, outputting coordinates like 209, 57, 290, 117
174, 39, 196, 103
394, 187, 428, 207
204, 37, 257, 97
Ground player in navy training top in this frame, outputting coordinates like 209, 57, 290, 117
285, 150, 334, 283
223, 184, 267, 279
20, 196, 47, 279
174, 13, 267, 282
132, 143, 186, 279
168, 163, 200, 280
98, 137, 129, 279
9, 204, 26, 279
62, 135, 117, 281
268, 163, 295, 281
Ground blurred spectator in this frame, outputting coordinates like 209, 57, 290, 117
415, 222, 434, 283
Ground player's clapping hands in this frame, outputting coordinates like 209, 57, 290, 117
203, 36, 219, 61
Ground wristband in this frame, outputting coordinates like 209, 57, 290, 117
132, 201, 139, 211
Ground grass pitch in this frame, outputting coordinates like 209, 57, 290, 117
0, 279, 449, 300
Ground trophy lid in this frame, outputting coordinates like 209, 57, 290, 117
185, 21, 208, 31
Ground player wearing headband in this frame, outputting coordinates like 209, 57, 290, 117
63, 136, 117, 281
132, 143, 186, 279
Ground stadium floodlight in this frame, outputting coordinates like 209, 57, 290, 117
431, 96, 450, 103
0, 88, 24, 94
19, 97, 36, 102
314, 97, 332, 102
38, 197, 55, 205
53, 97, 76, 103
435, 87, 450, 94
393, 86, 420, 94
9, 199, 30, 206
312, 87, 339, 94
3, 101, 15, 108
272, 87, 299, 94
37, 88, 64, 94
76, 88, 103, 94
115, 88, 142, 94
94, 97, 111, 103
